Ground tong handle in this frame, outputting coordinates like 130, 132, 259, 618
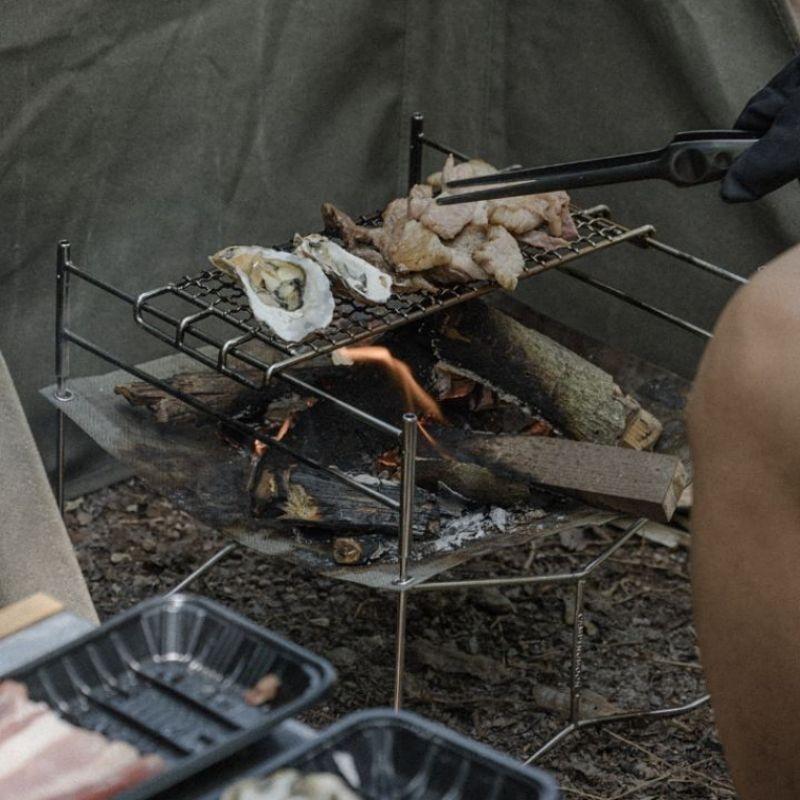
664, 134, 757, 186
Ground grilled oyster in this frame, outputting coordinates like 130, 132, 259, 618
293, 233, 392, 304
209, 246, 334, 343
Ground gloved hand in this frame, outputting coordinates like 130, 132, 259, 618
721, 55, 800, 202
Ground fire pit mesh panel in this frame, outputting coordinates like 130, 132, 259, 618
134, 209, 645, 378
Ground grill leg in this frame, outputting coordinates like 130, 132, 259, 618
54, 240, 74, 516
408, 113, 424, 192
393, 413, 418, 711
164, 542, 239, 597
569, 577, 586, 722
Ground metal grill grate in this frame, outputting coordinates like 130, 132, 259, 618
133, 208, 653, 383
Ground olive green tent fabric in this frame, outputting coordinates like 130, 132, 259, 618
1, 0, 798, 495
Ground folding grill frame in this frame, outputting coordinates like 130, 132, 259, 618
50, 113, 746, 762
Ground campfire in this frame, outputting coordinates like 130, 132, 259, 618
114, 298, 688, 567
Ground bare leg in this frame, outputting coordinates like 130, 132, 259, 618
688, 243, 800, 800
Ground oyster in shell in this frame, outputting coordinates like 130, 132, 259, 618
293, 233, 392, 304
209, 246, 334, 343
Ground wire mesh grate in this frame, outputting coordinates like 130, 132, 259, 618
133, 209, 650, 380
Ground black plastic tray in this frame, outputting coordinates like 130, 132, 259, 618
3, 594, 335, 800
205, 709, 561, 800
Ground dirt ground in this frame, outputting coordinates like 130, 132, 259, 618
66, 477, 733, 799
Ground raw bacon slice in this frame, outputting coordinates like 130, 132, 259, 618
0, 681, 165, 800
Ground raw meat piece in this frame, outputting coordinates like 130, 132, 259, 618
28, 746, 164, 800
425, 155, 497, 192
0, 681, 165, 800
517, 228, 570, 251
560, 203, 579, 241
0, 682, 48, 744
472, 225, 525, 291
429, 224, 490, 283
383, 220, 452, 272
320, 203, 375, 250
409, 180, 475, 240
407, 183, 433, 219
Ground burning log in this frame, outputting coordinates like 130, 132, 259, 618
249, 453, 440, 534
449, 433, 687, 523
435, 302, 662, 449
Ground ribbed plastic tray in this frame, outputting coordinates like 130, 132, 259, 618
206, 709, 561, 800
4, 594, 335, 800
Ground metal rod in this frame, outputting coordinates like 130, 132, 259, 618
398, 413, 418, 584
418, 134, 471, 163
569, 578, 586, 722
164, 542, 239, 597
409, 516, 633, 592
524, 723, 577, 764
408, 112, 424, 191
645, 237, 747, 286
393, 412, 418, 711
580, 517, 647, 575
393, 590, 409, 711
55, 240, 73, 515
62, 329, 400, 510
560, 266, 713, 339
576, 692, 710, 729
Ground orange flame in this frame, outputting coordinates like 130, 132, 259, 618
337, 346, 446, 424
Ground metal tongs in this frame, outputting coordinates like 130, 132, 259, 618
436, 130, 758, 205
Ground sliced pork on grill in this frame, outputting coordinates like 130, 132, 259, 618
0, 680, 164, 800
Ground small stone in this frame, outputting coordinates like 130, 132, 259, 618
467, 635, 480, 655
475, 588, 515, 616
125, 503, 138, 513
328, 646, 357, 668
110, 552, 130, 564
309, 617, 330, 628
75, 510, 93, 526
141, 538, 157, 553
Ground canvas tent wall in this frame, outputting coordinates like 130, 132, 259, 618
2, 0, 798, 495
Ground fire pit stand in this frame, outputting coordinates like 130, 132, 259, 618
48, 114, 746, 761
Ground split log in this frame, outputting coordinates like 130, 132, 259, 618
415, 457, 533, 507
452, 433, 687, 523
249, 454, 440, 534
435, 302, 662, 449
114, 368, 266, 423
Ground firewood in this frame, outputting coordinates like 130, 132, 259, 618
332, 535, 384, 565
435, 302, 662, 449
114, 368, 266, 423
248, 453, 440, 534
452, 433, 686, 523
415, 457, 533, 506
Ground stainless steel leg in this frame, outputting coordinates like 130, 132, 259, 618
54, 240, 74, 516
569, 578, 586, 723
164, 542, 239, 597
393, 412, 418, 711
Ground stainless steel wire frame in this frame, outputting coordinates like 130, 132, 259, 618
50, 112, 742, 762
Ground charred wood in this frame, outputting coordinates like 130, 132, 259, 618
434, 302, 662, 449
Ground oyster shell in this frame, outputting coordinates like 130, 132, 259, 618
209, 246, 334, 343
293, 233, 392, 304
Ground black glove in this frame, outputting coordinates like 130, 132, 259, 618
721, 55, 800, 202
